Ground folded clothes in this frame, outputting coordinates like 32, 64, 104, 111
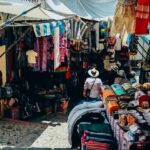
84, 140, 110, 150
78, 122, 112, 136
85, 132, 113, 143
111, 84, 126, 96
102, 89, 116, 101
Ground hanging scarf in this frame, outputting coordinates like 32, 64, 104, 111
135, 0, 150, 34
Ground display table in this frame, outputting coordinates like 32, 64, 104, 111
107, 111, 150, 150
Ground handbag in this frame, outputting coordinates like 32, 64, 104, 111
86, 78, 97, 98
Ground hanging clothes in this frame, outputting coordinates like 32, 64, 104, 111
59, 24, 69, 64
34, 37, 47, 71
134, 0, 150, 34
107, 37, 116, 65
111, 0, 135, 35
69, 19, 88, 40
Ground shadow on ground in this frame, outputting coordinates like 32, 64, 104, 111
0, 119, 48, 148
29, 113, 68, 124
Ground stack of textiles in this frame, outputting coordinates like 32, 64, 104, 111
78, 122, 115, 150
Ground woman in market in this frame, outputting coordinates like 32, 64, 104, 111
83, 68, 103, 100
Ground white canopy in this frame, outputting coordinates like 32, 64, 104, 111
45, 0, 116, 21
0, 0, 72, 21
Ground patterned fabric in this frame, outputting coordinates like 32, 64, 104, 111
111, 84, 126, 96
60, 34, 68, 63
134, 0, 150, 34
33, 20, 66, 37
84, 140, 110, 150
69, 19, 88, 40
34, 37, 47, 71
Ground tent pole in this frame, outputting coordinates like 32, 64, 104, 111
0, 4, 41, 30
0, 27, 32, 58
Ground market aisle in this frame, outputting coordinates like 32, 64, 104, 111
31, 114, 71, 149
31, 122, 70, 149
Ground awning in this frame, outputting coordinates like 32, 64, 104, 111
0, 0, 72, 21
45, 0, 116, 21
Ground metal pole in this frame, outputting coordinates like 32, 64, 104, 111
0, 27, 32, 58
0, 3, 41, 30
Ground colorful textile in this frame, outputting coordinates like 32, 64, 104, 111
84, 140, 110, 150
107, 101, 120, 116
60, 35, 68, 63
135, 0, 150, 34
35, 37, 47, 71
26, 50, 37, 64
111, 0, 135, 35
102, 89, 116, 101
122, 83, 132, 91
33, 20, 66, 37
78, 122, 112, 136
85, 131, 113, 142
111, 84, 126, 96
138, 94, 150, 107
70, 19, 88, 40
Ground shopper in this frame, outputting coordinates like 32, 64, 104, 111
83, 68, 103, 100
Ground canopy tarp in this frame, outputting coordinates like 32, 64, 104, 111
0, 0, 72, 21
45, 0, 116, 21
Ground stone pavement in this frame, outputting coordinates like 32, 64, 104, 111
0, 114, 71, 150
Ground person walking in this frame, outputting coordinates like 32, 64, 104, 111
83, 68, 103, 100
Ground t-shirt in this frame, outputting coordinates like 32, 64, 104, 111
84, 77, 103, 98
26, 50, 37, 64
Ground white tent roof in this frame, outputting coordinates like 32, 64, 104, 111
0, 0, 71, 21
45, 0, 116, 21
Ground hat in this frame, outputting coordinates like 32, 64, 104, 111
88, 68, 99, 77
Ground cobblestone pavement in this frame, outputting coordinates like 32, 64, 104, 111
31, 114, 71, 149
0, 114, 71, 150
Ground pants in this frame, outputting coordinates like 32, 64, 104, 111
111, 2, 135, 35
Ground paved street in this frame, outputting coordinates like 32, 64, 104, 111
0, 114, 71, 150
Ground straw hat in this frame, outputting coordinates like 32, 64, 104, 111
88, 68, 99, 77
